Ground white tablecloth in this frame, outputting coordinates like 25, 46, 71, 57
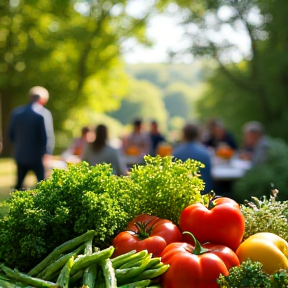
212, 158, 252, 181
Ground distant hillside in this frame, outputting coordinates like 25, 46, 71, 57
108, 61, 207, 133
125, 61, 204, 89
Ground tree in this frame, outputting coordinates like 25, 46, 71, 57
0, 0, 153, 155
159, 0, 288, 142
108, 78, 168, 131
164, 82, 200, 119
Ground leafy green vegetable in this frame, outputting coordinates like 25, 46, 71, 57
217, 259, 271, 288
128, 155, 203, 224
0, 162, 129, 272
240, 190, 288, 242
217, 259, 288, 288
0, 156, 203, 272
270, 269, 288, 288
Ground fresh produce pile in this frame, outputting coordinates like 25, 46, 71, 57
0, 156, 288, 287
0, 156, 202, 271
0, 230, 169, 288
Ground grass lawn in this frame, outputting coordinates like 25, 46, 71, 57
0, 158, 37, 202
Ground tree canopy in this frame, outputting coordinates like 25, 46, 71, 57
162, 0, 288, 142
0, 0, 153, 154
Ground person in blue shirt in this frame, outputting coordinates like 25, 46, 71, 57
173, 123, 213, 194
149, 120, 165, 156
8, 86, 55, 190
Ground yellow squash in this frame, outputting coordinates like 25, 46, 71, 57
236, 232, 288, 274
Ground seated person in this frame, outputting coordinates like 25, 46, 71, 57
149, 120, 166, 156
123, 118, 151, 157
81, 124, 127, 176
240, 121, 270, 166
173, 123, 213, 194
203, 118, 238, 150
69, 126, 91, 156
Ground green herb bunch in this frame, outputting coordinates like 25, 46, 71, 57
217, 260, 288, 288
0, 156, 203, 272
240, 190, 288, 242
128, 155, 203, 224
217, 259, 271, 288
270, 269, 288, 288
0, 162, 130, 271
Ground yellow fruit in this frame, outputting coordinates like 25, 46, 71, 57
236, 232, 288, 274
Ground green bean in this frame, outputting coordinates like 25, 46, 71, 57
117, 279, 150, 288
151, 262, 165, 269
94, 268, 105, 288
82, 264, 97, 288
40, 244, 85, 280
82, 239, 97, 288
116, 254, 151, 285
119, 259, 142, 269
70, 246, 114, 276
1, 264, 59, 288
112, 250, 147, 269
0, 278, 23, 288
28, 230, 95, 277
144, 257, 161, 270
84, 239, 93, 255
111, 250, 137, 269
56, 256, 74, 288
68, 270, 84, 286
128, 264, 169, 282
101, 258, 117, 288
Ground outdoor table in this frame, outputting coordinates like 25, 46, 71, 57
211, 157, 252, 197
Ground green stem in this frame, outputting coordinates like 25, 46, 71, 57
182, 232, 209, 255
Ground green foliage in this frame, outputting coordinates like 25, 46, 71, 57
218, 259, 288, 288
233, 138, 288, 203
108, 78, 168, 130
0, 162, 129, 271
217, 259, 271, 288
168, 0, 288, 143
270, 269, 288, 288
0, 0, 151, 155
128, 155, 203, 223
126, 62, 204, 89
239, 193, 288, 243
0, 156, 203, 272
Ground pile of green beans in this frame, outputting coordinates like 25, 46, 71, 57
0, 231, 169, 288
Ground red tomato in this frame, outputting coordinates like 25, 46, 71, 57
160, 233, 240, 288
179, 196, 245, 251
112, 214, 182, 257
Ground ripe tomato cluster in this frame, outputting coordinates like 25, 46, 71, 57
112, 195, 245, 288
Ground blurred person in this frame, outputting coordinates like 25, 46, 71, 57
173, 123, 213, 194
241, 121, 270, 166
8, 86, 55, 190
68, 126, 91, 156
81, 124, 127, 176
123, 118, 151, 156
203, 118, 238, 150
149, 120, 166, 156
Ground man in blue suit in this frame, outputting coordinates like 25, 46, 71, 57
173, 123, 213, 194
9, 86, 55, 190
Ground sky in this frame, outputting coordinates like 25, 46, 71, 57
122, 13, 190, 64
122, 2, 252, 64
